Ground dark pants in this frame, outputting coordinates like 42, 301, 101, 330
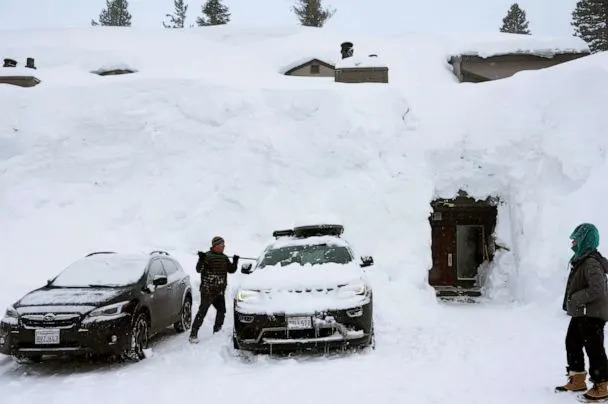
190, 289, 226, 337
566, 317, 608, 383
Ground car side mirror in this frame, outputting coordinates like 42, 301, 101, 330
241, 263, 253, 274
152, 275, 168, 286
360, 256, 374, 268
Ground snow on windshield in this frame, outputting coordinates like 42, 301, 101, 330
259, 244, 353, 268
51, 254, 149, 287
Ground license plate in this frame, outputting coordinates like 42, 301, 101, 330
35, 329, 60, 345
287, 316, 312, 330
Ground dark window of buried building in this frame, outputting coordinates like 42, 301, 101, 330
310, 64, 320, 74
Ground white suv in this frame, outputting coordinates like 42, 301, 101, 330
232, 224, 374, 353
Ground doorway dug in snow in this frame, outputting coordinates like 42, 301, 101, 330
428, 192, 499, 300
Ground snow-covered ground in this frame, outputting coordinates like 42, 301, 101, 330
1, 25, 607, 403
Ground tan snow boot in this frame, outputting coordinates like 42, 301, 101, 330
583, 381, 608, 401
555, 371, 588, 392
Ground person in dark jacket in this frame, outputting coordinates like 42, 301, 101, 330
189, 236, 239, 343
556, 223, 608, 400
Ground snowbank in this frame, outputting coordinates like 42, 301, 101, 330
0, 23, 607, 404
0, 27, 605, 310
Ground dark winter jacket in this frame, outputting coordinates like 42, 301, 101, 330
563, 250, 608, 321
196, 251, 238, 295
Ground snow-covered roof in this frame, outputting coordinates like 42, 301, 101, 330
91, 63, 138, 75
269, 235, 350, 250
335, 54, 388, 69
50, 253, 149, 287
0, 67, 39, 77
449, 33, 590, 59
279, 56, 336, 74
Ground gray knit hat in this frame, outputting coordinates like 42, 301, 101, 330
211, 236, 225, 247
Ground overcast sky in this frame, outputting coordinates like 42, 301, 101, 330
0, 0, 579, 37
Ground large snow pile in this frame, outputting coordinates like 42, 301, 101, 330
1, 25, 608, 403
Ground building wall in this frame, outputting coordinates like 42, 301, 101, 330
0, 76, 40, 87
335, 67, 389, 83
287, 63, 334, 77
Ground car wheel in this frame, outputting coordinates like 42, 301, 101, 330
174, 297, 192, 333
124, 312, 149, 361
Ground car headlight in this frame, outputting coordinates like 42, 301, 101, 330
338, 282, 367, 297
4, 306, 18, 319
236, 290, 260, 302
87, 301, 130, 318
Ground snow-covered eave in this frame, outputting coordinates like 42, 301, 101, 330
279, 57, 336, 75
452, 48, 591, 60
90, 63, 138, 75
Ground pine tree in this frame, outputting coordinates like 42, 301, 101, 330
164, 0, 188, 28
92, 0, 132, 27
196, 0, 230, 26
500, 3, 531, 34
293, 0, 336, 27
572, 0, 608, 53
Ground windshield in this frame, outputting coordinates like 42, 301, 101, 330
51, 255, 149, 287
258, 244, 353, 268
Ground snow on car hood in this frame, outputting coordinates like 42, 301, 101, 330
17, 287, 127, 308
239, 262, 365, 291
235, 262, 371, 315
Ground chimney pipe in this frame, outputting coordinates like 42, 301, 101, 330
26, 57, 37, 69
3, 58, 17, 68
340, 42, 354, 59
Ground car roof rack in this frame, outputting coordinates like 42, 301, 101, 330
272, 229, 295, 239
272, 225, 344, 240
294, 224, 344, 238
150, 250, 170, 256
85, 251, 116, 257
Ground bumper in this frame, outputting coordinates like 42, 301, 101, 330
233, 301, 373, 353
0, 314, 133, 357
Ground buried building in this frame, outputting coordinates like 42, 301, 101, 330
0, 58, 40, 87
334, 42, 389, 84
447, 34, 590, 83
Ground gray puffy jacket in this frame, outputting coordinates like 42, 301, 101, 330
563, 250, 608, 320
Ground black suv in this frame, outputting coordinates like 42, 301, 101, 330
0, 251, 192, 362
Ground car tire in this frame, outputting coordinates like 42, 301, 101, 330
232, 334, 239, 350
174, 297, 192, 333
124, 312, 149, 361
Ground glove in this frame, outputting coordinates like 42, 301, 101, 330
233, 255, 240, 263
197, 251, 206, 259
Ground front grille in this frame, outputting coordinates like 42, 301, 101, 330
262, 328, 334, 340
21, 314, 80, 329
18, 340, 81, 349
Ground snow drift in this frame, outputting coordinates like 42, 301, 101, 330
0, 25, 607, 403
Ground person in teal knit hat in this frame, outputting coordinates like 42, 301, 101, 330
556, 223, 608, 400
